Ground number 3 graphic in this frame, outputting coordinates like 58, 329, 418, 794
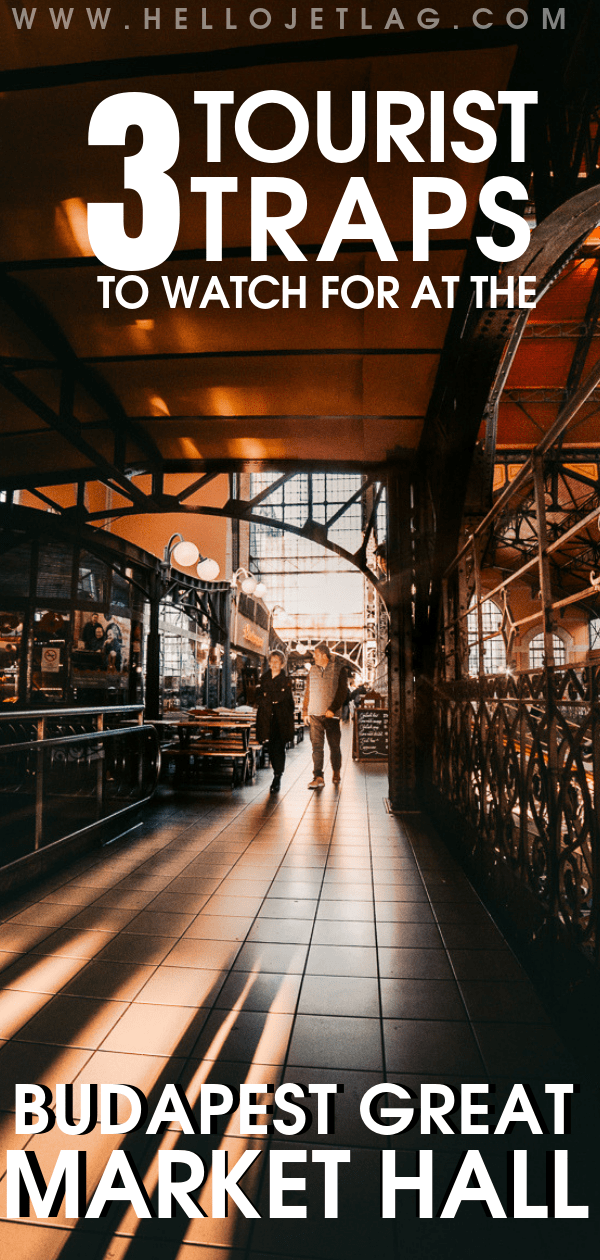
88, 92, 180, 271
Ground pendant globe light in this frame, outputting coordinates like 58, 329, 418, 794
197, 557, 220, 580
171, 539, 200, 567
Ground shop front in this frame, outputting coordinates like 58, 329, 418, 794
0, 506, 286, 720
158, 601, 212, 713
0, 506, 151, 710
230, 590, 286, 706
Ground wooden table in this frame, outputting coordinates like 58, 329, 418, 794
151, 716, 257, 787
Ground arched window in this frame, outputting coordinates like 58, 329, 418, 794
529, 633, 566, 669
468, 600, 506, 675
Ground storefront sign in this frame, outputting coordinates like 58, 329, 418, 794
234, 612, 267, 656
243, 624, 265, 651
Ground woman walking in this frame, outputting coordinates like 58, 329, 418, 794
254, 650, 295, 794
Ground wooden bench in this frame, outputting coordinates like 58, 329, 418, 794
156, 717, 255, 788
162, 729, 252, 788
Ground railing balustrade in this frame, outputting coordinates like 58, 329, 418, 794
432, 664, 599, 968
0, 705, 160, 870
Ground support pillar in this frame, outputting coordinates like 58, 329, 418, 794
145, 572, 162, 719
533, 453, 559, 911
386, 465, 417, 810
221, 592, 232, 708
533, 454, 555, 666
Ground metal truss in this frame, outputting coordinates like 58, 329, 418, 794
416, 183, 600, 674
287, 637, 366, 675
443, 438, 600, 705
413, 2, 600, 667
484, 456, 600, 592
3, 462, 387, 588
227, 471, 385, 586
0, 272, 167, 515
85, 471, 385, 587
0, 262, 386, 592
496, 449, 600, 465
526, 0, 600, 220
504, 389, 600, 406
0, 262, 388, 586
161, 572, 232, 643
521, 321, 600, 339
535, 82, 600, 222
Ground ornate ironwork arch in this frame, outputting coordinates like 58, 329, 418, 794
83, 472, 386, 588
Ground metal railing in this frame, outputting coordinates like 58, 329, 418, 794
432, 664, 599, 969
0, 704, 145, 743
0, 705, 160, 869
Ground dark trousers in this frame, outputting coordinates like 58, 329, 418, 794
309, 716, 342, 776
268, 719, 287, 776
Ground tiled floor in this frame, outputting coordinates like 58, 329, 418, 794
0, 732, 596, 1259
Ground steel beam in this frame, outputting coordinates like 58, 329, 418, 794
0, 27, 520, 93
0, 271, 162, 473
0, 363, 153, 511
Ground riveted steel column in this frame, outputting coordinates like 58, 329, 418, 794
34, 716, 45, 851
386, 464, 416, 810
533, 454, 555, 667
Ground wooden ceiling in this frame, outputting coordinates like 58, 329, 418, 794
0, 0, 526, 491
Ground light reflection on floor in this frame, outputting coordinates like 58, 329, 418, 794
0, 732, 593, 1260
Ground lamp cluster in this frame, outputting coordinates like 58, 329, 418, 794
168, 537, 221, 581
164, 539, 268, 600
232, 568, 267, 599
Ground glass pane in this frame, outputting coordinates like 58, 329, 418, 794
529, 633, 566, 668
159, 601, 209, 712
71, 611, 131, 705
248, 473, 365, 625
468, 600, 506, 675
36, 541, 73, 601
0, 541, 32, 598
0, 611, 22, 707
78, 550, 108, 605
32, 609, 70, 704
110, 570, 131, 611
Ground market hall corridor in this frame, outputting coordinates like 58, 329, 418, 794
0, 734, 594, 1260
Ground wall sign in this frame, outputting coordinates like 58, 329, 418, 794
41, 647, 61, 673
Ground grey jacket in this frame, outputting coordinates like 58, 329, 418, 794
303, 656, 349, 719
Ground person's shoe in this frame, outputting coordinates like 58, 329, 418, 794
308, 776, 325, 789
270, 775, 281, 794
332, 772, 341, 784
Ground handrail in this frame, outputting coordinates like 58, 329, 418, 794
0, 718, 160, 868
0, 724, 157, 755
0, 705, 144, 723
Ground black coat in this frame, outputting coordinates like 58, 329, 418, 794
255, 670, 295, 745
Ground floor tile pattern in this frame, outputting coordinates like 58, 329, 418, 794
0, 733, 595, 1259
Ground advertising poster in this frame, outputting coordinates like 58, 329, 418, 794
0, 2, 598, 1259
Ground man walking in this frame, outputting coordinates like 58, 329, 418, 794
302, 643, 349, 788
